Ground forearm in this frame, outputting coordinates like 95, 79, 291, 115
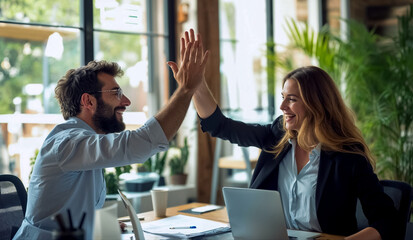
344, 227, 381, 240
193, 80, 218, 118
155, 86, 194, 140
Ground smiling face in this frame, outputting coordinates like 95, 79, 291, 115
280, 79, 307, 131
92, 72, 131, 133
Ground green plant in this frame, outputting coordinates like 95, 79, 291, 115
280, 6, 413, 186
28, 149, 39, 182
139, 150, 169, 175
104, 172, 119, 194
169, 137, 189, 175
115, 165, 132, 176
153, 151, 168, 176
284, 19, 342, 82
366, 7, 413, 184
104, 165, 132, 194
138, 159, 152, 172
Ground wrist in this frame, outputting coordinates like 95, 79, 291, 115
175, 85, 196, 98
194, 80, 207, 96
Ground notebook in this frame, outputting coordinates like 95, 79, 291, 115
118, 189, 145, 240
222, 187, 321, 240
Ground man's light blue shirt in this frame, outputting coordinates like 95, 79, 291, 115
13, 116, 169, 240
278, 139, 322, 232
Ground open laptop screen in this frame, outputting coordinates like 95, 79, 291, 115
222, 187, 320, 240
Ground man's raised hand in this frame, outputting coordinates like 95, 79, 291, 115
167, 29, 209, 94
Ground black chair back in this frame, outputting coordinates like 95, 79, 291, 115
356, 179, 412, 240
0, 174, 28, 240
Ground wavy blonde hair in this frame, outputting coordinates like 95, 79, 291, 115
271, 66, 375, 167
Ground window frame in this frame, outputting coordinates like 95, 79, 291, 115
0, 0, 176, 114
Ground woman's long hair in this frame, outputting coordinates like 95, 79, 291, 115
271, 66, 375, 167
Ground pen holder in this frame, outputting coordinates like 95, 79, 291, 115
52, 229, 85, 240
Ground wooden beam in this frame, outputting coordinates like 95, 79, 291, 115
196, 0, 220, 203
218, 156, 259, 170
0, 23, 77, 42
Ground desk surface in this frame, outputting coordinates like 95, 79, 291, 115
120, 202, 344, 240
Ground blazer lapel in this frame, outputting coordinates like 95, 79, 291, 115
250, 145, 291, 189
316, 151, 334, 210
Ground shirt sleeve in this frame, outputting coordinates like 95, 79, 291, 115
55, 116, 169, 171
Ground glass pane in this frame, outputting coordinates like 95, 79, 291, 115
0, 24, 81, 114
220, 41, 268, 110
94, 31, 148, 112
219, 0, 236, 40
219, 0, 268, 119
94, 0, 146, 33
150, 35, 168, 111
152, 0, 166, 35
0, 0, 80, 27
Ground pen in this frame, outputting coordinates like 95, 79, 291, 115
67, 209, 74, 230
53, 213, 67, 231
169, 226, 197, 229
78, 212, 86, 229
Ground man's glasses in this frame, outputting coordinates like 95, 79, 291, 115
93, 88, 123, 100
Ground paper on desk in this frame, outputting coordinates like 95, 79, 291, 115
142, 214, 231, 238
191, 205, 222, 213
179, 205, 223, 215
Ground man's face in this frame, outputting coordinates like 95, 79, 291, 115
92, 73, 131, 133
93, 97, 126, 133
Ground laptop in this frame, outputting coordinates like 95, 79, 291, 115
222, 187, 321, 240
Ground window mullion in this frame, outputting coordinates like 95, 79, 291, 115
166, 0, 177, 97
266, 0, 275, 121
81, 0, 94, 65
147, 0, 154, 93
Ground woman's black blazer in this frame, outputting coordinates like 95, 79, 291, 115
200, 107, 398, 239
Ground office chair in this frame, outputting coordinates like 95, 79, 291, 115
356, 179, 412, 240
0, 174, 28, 240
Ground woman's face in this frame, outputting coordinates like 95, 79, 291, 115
280, 79, 307, 131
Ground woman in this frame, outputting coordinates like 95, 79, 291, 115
190, 63, 397, 239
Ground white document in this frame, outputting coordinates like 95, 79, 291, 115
142, 214, 231, 238
118, 189, 145, 240
190, 205, 222, 213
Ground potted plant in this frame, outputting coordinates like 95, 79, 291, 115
169, 137, 189, 185
153, 151, 169, 186
140, 150, 169, 186
104, 165, 132, 194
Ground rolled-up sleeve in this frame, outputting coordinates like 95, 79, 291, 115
142, 116, 169, 151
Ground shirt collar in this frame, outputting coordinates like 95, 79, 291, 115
310, 144, 321, 159
288, 138, 321, 160
68, 117, 97, 133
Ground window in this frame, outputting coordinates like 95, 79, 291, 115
0, 0, 169, 114
93, 0, 169, 113
219, 0, 271, 122
0, 0, 172, 182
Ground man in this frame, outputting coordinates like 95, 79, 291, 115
13, 29, 208, 239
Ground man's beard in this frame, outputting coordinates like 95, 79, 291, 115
92, 98, 126, 133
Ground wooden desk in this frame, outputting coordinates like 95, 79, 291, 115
120, 202, 344, 240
